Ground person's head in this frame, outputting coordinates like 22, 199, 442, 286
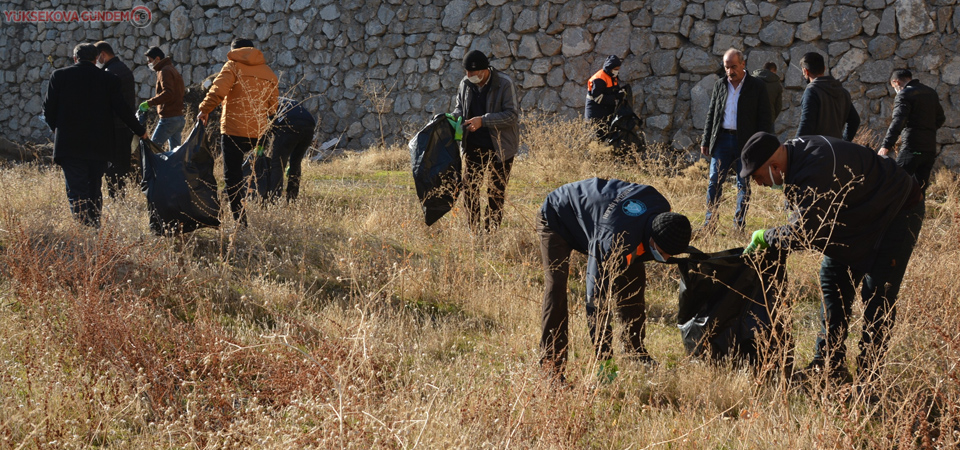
73, 43, 98, 64
890, 69, 913, 93
763, 62, 777, 74
603, 55, 622, 77
800, 52, 826, 81
462, 50, 490, 86
93, 41, 115, 67
740, 132, 788, 188
144, 46, 164, 68
231, 38, 254, 50
650, 212, 692, 261
723, 48, 746, 84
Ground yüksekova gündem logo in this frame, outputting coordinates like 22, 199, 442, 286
3, 6, 152, 28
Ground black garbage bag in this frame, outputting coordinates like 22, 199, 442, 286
141, 123, 221, 235
603, 84, 646, 156
675, 248, 779, 363
241, 150, 274, 199
410, 114, 462, 226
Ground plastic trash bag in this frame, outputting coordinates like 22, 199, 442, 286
675, 248, 781, 363
602, 84, 646, 156
140, 123, 221, 234
410, 114, 462, 226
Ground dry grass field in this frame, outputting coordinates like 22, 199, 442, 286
1, 115, 959, 449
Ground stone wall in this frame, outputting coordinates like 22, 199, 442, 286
3, 0, 960, 164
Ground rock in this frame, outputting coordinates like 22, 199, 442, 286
518, 35, 541, 59
857, 60, 894, 83
561, 27, 593, 57
592, 4, 619, 20
290, 16, 308, 34
724, 1, 748, 16
758, 21, 796, 46
514, 10, 539, 33
546, 66, 565, 87
170, 6, 192, 39
689, 21, 715, 48
713, 34, 744, 56
679, 48, 720, 74
717, 17, 741, 34
746, 49, 783, 73
537, 33, 562, 57
740, 15, 762, 34
832, 48, 868, 81
868, 35, 897, 58
941, 57, 960, 85
862, 13, 881, 36
564, 56, 593, 85
896, 0, 935, 39
558, 2, 588, 26
705, 0, 726, 20
290, 0, 310, 11
560, 81, 585, 108
319, 5, 340, 21
652, 17, 682, 33
828, 41, 851, 57
658, 35, 682, 49
522, 74, 545, 89
651, 51, 679, 76
778, 2, 811, 23
595, 14, 631, 57
759, 2, 779, 20
653, 0, 685, 16
537, 89, 561, 112
896, 38, 923, 58
821, 6, 862, 40
878, 7, 897, 34
914, 52, 944, 72
796, 18, 821, 41
630, 30, 656, 55
646, 114, 672, 130
441, 0, 472, 31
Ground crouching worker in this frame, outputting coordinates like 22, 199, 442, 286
538, 178, 691, 383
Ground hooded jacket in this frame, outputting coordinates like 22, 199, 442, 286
880, 79, 946, 154
751, 69, 783, 122
796, 75, 860, 141
452, 68, 520, 161
199, 47, 279, 138
541, 178, 671, 304
584, 55, 622, 119
763, 135, 919, 271
147, 57, 185, 118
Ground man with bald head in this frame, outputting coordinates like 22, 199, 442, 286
699, 48, 773, 233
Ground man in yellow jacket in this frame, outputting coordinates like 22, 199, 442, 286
198, 38, 279, 226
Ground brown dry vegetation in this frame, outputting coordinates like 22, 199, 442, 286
1, 116, 960, 449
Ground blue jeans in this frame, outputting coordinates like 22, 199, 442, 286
57, 156, 108, 227
705, 133, 750, 228
151, 115, 185, 151
814, 202, 925, 373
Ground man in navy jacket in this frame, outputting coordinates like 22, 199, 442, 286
538, 178, 691, 381
43, 43, 147, 227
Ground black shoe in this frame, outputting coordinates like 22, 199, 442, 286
796, 360, 853, 387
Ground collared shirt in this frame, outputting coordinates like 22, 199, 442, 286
722, 78, 743, 131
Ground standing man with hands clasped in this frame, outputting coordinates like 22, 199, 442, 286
739, 132, 924, 387
451, 50, 520, 234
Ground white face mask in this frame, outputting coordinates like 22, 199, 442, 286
768, 166, 784, 191
611, 69, 619, 77
148, 62, 155, 70
649, 239, 667, 263
467, 74, 482, 84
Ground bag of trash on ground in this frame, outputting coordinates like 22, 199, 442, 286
409, 113, 462, 226
140, 122, 221, 234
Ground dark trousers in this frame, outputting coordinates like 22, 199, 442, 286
105, 127, 134, 198
897, 150, 936, 196
462, 144, 513, 233
221, 134, 260, 224
814, 202, 925, 374
538, 215, 647, 374
58, 156, 108, 228
269, 127, 313, 201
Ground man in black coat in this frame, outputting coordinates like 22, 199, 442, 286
740, 132, 924, 385
796, 52, 860, 141
879, 69, 946, 195
42, 43, 147, 227
268, 97, 316, 201
95, 41, 138, 198
699, 48, 773, 232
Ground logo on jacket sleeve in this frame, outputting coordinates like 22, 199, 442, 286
622, 199, 646, 216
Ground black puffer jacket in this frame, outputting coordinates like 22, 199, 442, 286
763, 135, 918, 271
880, 79, 946, 154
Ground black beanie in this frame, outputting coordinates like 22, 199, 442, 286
463, 50, 489, 71
651, 212, 691, 255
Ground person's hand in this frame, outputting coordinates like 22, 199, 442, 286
878, 147, 890, 156
139, 101, 150, 112
700, 145, 709, 157
743, 229, 769, 254
140, 133, 148, 140
197, 111, 209, 126
465, 116, 482, 132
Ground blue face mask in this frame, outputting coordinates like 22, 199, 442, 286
768, 166, 784, 191
649, 240, 667, 263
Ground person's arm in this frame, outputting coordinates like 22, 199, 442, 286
108, 75, 147, 137
796, 88, 819, 138
935, 97, 946, 129
482, 75, 519, 129
451, 80, 465, 120
147, 68, 174, 106
701, 84, 718, 156
198, 63, 236, 114
42, 73, 57, 131
880, 92, 909, 152
842, 103, 860, 142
